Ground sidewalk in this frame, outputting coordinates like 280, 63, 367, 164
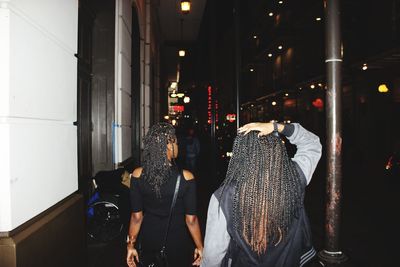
87, 151, 397, 267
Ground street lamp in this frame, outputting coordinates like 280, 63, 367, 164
378, 84, 389, 93
181, 0, 191, 14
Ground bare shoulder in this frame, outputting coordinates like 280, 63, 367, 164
132, 167, 143, 178
182, 169, 195, 181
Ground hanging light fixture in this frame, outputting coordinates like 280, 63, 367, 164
181, 0, 191, 14
178, 50, 186, 57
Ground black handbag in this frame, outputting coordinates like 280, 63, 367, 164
137, 173, 181, 267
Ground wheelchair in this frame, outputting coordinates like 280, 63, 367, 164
86, 169, 131, 243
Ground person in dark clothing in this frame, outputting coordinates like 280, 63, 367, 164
126, 123, 203, 267
185, 128, 201, 172
201, 122, 322, 267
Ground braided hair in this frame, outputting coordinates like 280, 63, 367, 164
220, 131, 303, 255
142, 122, 176, 197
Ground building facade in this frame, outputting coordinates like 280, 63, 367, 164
0, 0, 162, 266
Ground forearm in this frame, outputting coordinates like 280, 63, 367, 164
286, 123, 322, 183
186, 215, 203, 249
127, 212, 143, 246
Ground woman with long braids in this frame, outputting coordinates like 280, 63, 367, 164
201, 122, 322, 267
126, 123, 203, 267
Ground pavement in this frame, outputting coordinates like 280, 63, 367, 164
87, 141, 398, 267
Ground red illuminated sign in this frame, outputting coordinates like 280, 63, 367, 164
207, 85, 219, 124
172, 105, 185, 112
208, 86, 212, 124
226, 114, 236, 122
312, 98, 324, 110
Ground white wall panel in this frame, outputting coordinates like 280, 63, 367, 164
119, 90, 132, 125
115, 0, 132, 164
9, 12, 76, 120
120, 126, 132, 162
119, 18, 132, 62
9, 0, 78, 52
0, 124, 12, 230
121, 0, 132, 34
120, 54, 132, 94
0, 0, 78, 231
8, 122, 78, 229
0, 6, 10, 117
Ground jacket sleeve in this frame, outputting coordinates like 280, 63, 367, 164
201, 194, 230, 267
284, 123, 322, 185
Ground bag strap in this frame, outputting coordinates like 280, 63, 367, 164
161, 172, 181, 251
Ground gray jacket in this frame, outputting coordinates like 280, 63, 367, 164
201, 123, 322, 267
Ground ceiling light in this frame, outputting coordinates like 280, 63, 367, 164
278, 1, 283, 4
178, 50, 186, 57
253, 35, 257, 39
285, 93, 289, 96
272, 101, 277, 106
362, 63, 368, 70
310, 84, 315, 89
250, 68, 254, 72
278, 45, 283, 50
180, 1, 191, 14
316, 17, 322, 21
268, 12, 274, 17
268, 53, 273, 58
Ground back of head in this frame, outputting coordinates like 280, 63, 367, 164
221, 131, 303, 255
142, 122, 176, 196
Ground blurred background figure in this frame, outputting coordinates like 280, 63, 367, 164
184, 127, 201, 173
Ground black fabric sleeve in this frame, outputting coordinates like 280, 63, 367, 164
281, 123, 295, 137
183, 179, 197, 215
130, 177, 143, 212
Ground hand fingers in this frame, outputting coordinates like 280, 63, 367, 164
237, 127, 246, 133
238, 123, 254, 133
192, 258, 201, 266
134, 254, 139, 263
238, 127, 252, 135
127, 258, 134, 267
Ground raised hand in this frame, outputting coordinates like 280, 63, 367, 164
238, 122, 275, 137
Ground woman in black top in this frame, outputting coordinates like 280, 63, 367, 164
126, 123, 203, 267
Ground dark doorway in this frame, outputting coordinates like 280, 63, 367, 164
131, 6, 141, 166
77, 0, 95, 199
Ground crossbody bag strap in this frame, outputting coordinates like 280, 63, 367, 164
161, 172, 181, 251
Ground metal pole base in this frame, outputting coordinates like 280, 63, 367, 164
317, 250, 349, 266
